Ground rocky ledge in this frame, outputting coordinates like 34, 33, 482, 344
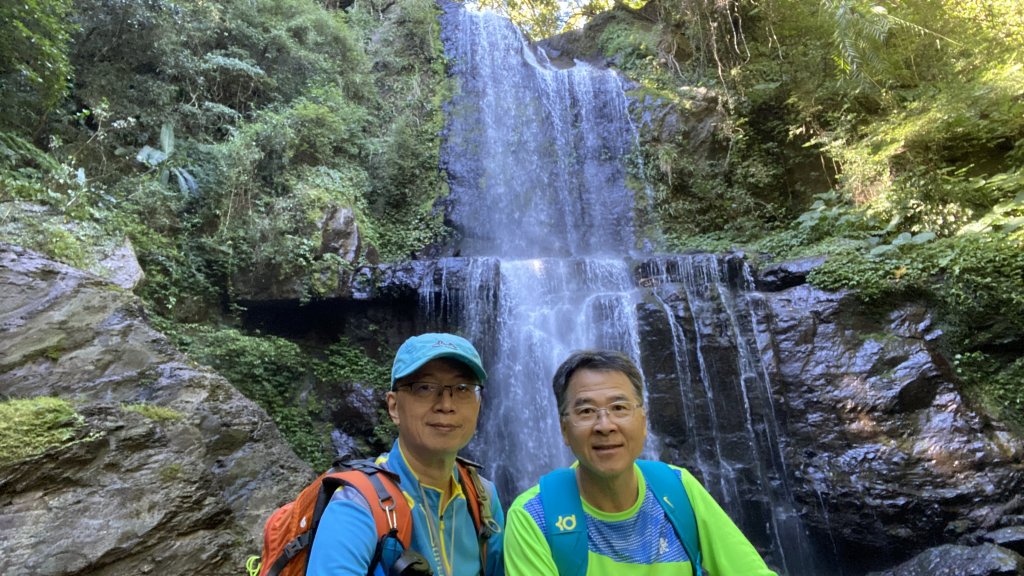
0, 244, 311, 576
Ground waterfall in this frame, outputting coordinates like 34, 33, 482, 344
429, 3, 828, 573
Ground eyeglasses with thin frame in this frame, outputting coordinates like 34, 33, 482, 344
396, 382, 482, 402
564, 401, 643, 427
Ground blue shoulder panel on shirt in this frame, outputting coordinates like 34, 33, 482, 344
540, 468, 587, 576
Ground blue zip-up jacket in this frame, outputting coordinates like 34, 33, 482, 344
307, 441, 505, 576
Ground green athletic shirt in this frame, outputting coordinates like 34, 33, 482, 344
504, 463, 778, 576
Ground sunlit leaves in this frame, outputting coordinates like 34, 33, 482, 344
471, 0, 643, 39
0, 0, 75, 131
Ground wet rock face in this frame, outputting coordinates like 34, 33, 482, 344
632, 253, 1023, 574
0, 244, 312, 576
760, 279, 1024, 572
865, 543, 1024, 576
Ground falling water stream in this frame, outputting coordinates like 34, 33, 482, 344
424, 4, 829, 573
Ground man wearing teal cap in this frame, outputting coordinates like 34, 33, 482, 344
309, 333, 505, 576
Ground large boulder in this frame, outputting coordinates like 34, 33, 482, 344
631, 253, 1024, 574
0, 243, 311, 576
321, 206, 361, 265
760, 268, 1024, 572
96, 237, 145, 290
232, 204, 364, 302
866, 543, 1024, 576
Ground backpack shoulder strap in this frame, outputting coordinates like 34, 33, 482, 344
325, 461, 413, 546
456, 457, 502, 576
263, 460, 413, 576
539, 467, 587, 576
637, 460, 702, 576
324, 461, 413, 576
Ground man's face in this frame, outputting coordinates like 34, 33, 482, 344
387, 358, 482, 465
560, 368, 647, 483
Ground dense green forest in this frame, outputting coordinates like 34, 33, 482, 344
2, 0, 1021, 467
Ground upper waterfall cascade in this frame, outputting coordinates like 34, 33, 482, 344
432, 4, 827, 574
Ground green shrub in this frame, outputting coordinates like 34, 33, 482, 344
182, 327, 306, 412
956, 352, 1024, 434
598, 20, 659, 74
178, 326, 331, 468
313, 338, 391, 390
21, 219, 92, 268
0, 144, 114, 224
936, 231, 1024, 350
808, 248, 922, 303
0, 0, 74, 133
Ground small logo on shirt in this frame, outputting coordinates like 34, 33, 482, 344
659, 537, 669, 555
555, 514, 577, 531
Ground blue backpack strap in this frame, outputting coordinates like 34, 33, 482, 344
539, 468, 588, 576
638, 460, 703, 576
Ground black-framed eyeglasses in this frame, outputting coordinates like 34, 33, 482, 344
396, 382, 482, 402
563, 401, 643, 427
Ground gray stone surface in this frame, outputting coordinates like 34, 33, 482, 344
321, 206, 361, 264
632, 253, 1024, 573
97, 238, 145, 290
866, 543, 1024, 576
0, 244, 312, 576
761, 276, 1024, 569
985, 526, 1024, 557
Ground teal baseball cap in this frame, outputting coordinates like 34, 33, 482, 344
390, 333, 488, 389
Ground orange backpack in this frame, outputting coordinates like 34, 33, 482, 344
257, 458, 498, 576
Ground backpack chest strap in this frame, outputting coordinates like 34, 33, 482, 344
636, 461, 702, 576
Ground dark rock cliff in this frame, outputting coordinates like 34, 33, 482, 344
756, 260, 1024, 572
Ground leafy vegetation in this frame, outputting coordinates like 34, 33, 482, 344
0, 0, 74, 132
172, 325, 329, 467
0, 397, 83, 465
956, 352, 1024, 433
1, 0, 453, 320
168, 324, 393, 468
313, 337, 392, 391
476, 0, 647, 39
0, 0, 444, 467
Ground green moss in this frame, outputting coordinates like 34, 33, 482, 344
159, 463, 184, 482
122, 402, 184, 422
956, 353, 1024, 434
598, 20, 659, 73
0, 397, 83, 465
